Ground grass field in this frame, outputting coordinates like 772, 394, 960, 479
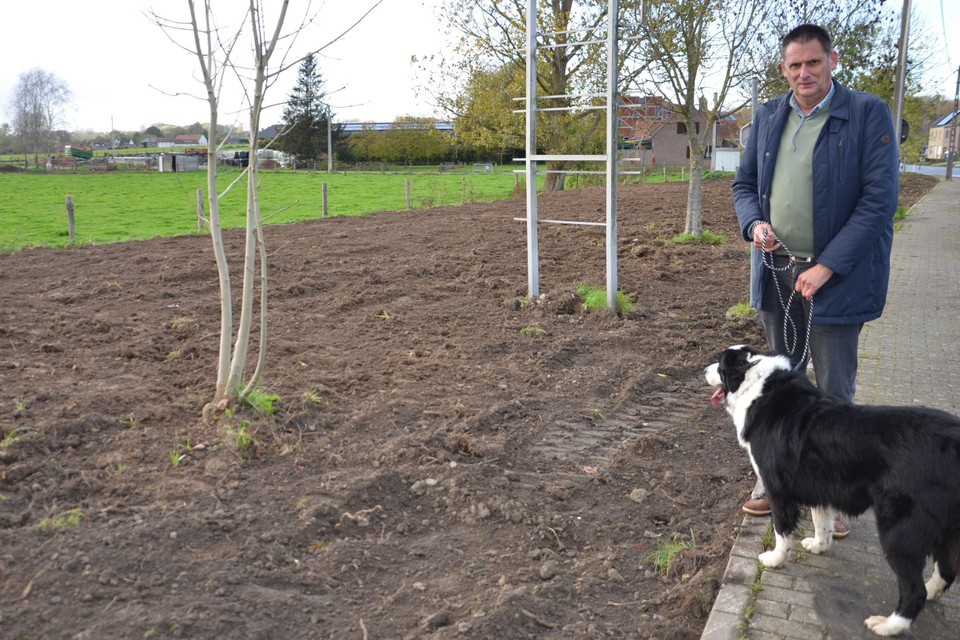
0, 168, 526, 251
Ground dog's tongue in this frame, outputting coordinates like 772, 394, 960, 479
710, 387, 725, 408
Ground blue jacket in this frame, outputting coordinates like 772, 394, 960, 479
732, 81, 899, 324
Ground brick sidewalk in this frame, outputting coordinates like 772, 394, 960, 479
701, 178, 960, 639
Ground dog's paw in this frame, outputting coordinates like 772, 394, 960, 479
801, 536, 830, 555
758, 549, 786, 568
864, 613, 911, 636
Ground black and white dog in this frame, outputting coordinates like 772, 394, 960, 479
705, 345, 960, 636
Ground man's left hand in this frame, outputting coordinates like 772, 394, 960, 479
796, 264, 834, 301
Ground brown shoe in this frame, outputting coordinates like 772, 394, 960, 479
833, 518, 850, 539
742, 496, 771, 516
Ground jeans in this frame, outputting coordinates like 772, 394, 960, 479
752, 257, 863, 498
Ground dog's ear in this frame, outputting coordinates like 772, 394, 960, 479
718, 348, 752, 394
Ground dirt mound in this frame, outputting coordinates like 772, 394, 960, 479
0, 174, 938, 639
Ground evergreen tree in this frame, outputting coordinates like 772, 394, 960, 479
276, 54, 338, 163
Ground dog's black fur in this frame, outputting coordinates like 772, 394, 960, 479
706, 345, 960, 635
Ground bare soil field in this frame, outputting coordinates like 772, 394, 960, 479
0, 174, 937, 639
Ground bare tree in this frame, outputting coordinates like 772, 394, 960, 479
624, 0, 772, 236
8, 68, 72, 166
151, 0, 382, 410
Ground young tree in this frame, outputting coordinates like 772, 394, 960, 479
625, 0, 772, 236
8, 68, 72, 165
153, 0, 383, 410
275, 53, 339, 164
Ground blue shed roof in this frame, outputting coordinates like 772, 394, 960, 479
934, 110, 960, 127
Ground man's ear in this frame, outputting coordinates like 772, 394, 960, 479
829, 48, 838, 71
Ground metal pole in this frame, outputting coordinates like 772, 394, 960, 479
327, 117, 333, 173
891, 0, 911, 146
947, 67, 959, 181
525, 0, 540, 297
605, 0, 619, 310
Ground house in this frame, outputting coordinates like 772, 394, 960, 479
174, 134, 207, 146
258, 124, 283, 141
926, 110, 960, 162
616, 96, 737, 167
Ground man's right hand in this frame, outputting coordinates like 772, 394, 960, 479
752, 222, 781, 253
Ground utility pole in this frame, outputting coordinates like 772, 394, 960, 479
891, 0, 911, 146
947, 66, 959, 181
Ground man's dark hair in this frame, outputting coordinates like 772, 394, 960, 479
781, 24, 833, 56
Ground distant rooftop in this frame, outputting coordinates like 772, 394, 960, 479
934, 110, 960, 127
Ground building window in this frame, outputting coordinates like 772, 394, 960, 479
677, 122, 687, 134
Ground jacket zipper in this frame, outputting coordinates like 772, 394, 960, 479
837, 136, 844, 183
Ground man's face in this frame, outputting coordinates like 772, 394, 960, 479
781, 39, 838, 112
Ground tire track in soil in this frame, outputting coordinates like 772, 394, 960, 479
528, 390, 695, 469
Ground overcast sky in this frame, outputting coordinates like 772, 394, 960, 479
1, 0, 957, 134
0, 0, 446, 133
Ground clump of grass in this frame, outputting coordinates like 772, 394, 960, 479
725, 302, 757, 321
519, 325, 547, 337
578, 284, 635, 314
169, 438, 192, 468
1, 426, 30, 448
644, 532, 697, 577
666, 229, 726, 246
228, 421, 260, 456
243, 388, 281, 417
38, 508, 86, 533
166, 316, 197, 332
303, 388, 326, 407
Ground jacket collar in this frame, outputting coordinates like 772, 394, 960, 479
782, 80, 849, 122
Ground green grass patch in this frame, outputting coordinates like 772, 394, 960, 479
38, 508, 86, 533
644, 532, 697, 577
519, 325, 547, 337
0, 169, 524, 251
666, 229, 726, 246
725, 302, 757, 321
227, 421, 260, 456
578, 284, 635, 314
1, 426, 30, 448
243, 388, 281, 417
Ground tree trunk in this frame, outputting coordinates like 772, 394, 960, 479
543, 171, 566, 192
685, 153, 704, 236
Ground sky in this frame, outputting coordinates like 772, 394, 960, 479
0, 0, 447, 133
1, 0, 957, 135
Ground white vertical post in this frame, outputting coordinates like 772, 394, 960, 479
327, 117, 334, 173
605, 0, 619, 310
525, 0, 540, 297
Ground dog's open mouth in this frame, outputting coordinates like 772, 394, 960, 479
710, 387, 725, 408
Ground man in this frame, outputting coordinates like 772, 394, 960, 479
732, 24, 900, 534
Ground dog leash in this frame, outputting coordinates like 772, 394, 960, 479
760, 228, 813, 372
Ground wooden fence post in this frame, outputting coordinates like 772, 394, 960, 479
405, 180, 412, 210
322, 182, 328, 218
461, 176, 467, 204
197, 188, 205, 231
66, 195, 75, 242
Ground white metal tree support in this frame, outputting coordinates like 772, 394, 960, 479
523, 0, 620, 310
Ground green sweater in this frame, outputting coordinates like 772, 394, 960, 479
769, 106, 830, 258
